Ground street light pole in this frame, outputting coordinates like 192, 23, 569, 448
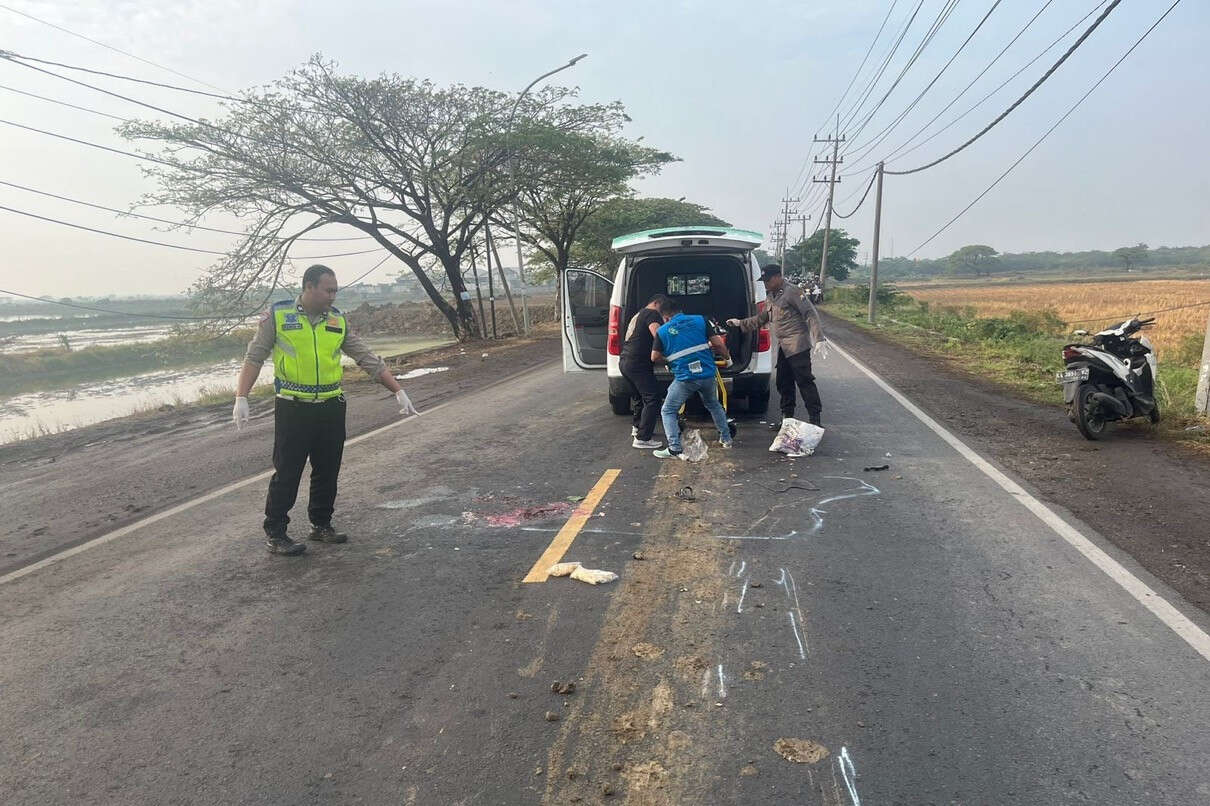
507, 54, 588, 299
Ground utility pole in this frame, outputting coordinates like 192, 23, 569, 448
486, 225, 523, 336
813, 116, 845, 292
777, 191, 800, 265
788, 213, 809, 274
1196, 307, 1210, 415
867, 162, 885, 324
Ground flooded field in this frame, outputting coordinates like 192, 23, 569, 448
0, 336, 451, 444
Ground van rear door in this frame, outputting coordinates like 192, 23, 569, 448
562, 268, 613, 372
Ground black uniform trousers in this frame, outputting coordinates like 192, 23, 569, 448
776, 348, 823, 425
264, 395, 346, 535
621, 361, 662, 441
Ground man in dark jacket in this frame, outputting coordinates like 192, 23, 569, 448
620, 294, 670, 449
728, 264, 826, 426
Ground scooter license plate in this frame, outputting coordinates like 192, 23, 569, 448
1056, 367, 1089, 383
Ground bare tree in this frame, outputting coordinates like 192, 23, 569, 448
120, 56, 617, 338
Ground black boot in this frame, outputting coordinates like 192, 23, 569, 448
265, 533, 306, 556
308, 524, 348, 544
808, 412, 822, 427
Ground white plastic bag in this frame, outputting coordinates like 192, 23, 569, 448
681, 429, 709, 463
768, 417, 824, 458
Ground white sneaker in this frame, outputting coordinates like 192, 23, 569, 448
653, 448, 686, 460
633, 438, 663, 449
631, 426, 639, 438
718, 440, 734, 449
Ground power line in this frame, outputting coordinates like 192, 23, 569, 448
859, 0, 1108, 175
887, 0, 1121, 176
0, 287, 227, 320
838, 0, 928, 133
842, 0, 1005, 167
0, 116, 182, 166
0, 179, 372, 242
1067, 298, 1210, 326
0, 81, 127, 120
904, 0, 1182, 257
0, 3, 226, 92
0, 203, 389, 258
0, 49, 264, 106
1, 52, 229, 131
789, 0, 901, 193
833, 170, 878, 219
843, 0, 964, 145
844, 0, 1063, 176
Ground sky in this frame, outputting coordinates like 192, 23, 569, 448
0, 0, 1206, 298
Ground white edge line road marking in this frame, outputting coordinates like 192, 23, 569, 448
0, 361, 556, 588
831, 341, 1210, 664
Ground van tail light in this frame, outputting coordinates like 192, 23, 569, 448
755, 300, 771, 353
1062, 347, 1082, 361
607, 305, 622, 356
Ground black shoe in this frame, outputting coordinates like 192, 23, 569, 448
809, 414, 822, 427
308, 524, 348, 544
265, 534, 306, 556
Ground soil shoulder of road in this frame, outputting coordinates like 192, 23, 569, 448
822, 310, 1210, 614
0, 332, 559, 574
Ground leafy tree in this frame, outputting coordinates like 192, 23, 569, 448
121, 56, 615, 339
784, 228, 859, 282
1113, 243, 1149, 271
754, 248, 776, 267
947, 244, 999, 276
562, 197, 730, 274
502, 123, 675, 285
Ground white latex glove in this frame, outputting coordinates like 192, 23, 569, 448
812, 340, 831, 361
395, 388, 418, 416
232, 396, 250, 431
722, 357, 734, 368
726, 318, 742, 328
548, 561, 618, 585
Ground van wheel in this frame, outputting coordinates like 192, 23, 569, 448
747, 390, 770, 416
609, 394, 632, 416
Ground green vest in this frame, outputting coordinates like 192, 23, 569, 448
272, 301, 346, 401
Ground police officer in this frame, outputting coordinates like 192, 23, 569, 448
232, 264, 419, 556
728, 264, 826, 426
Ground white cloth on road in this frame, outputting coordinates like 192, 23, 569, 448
548, 561, 618, 585
769, 417, 824, 458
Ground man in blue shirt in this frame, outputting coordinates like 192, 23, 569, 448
650, 298, 733, 459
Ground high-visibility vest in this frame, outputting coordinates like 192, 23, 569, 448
271, 300, 346, 400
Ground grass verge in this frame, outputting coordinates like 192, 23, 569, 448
824, 285, 1208, 445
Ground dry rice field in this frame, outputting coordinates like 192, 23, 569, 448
906, 279, 1210, 360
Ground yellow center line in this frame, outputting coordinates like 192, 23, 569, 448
522, 469, 622, 583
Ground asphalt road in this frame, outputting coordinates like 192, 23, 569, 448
3, 346, 1210, 805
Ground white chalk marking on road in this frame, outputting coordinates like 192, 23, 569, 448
788, 611, 807, 660
727, 560, 736, 576
809, 477, 880, 535
716, 664, 727, 698
737, 560, 746, 576
721, 590, 730, 610
832, 341, 1210, 664
736, 577, 749, 613
0, 361, 556, 587
839, 746, 861, 806
714, 531, 799, 541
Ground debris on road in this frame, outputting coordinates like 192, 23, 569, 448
675, 485, 696, 502
631, 642, 665, 660
551, 681, 576, 695
749, 581, 763, 588
774, 738, 830, 764
393, 366, 450, 380
863, 464, 890, 472
544, 711, 561, 722
769, 418, 825, 458
632, 552, 647, 561
682, 429, 709, 462
547, 561, 618, 585
755, 479, 820, 493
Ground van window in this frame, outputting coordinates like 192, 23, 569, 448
666, 274, 711, 296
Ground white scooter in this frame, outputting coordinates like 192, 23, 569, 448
1057, 316, 1159, 440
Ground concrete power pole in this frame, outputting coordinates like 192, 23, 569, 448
812, 117, 845, 293
777, 191, 800, 266
867, 162, 885, 324
1196, 308, 1210, 415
